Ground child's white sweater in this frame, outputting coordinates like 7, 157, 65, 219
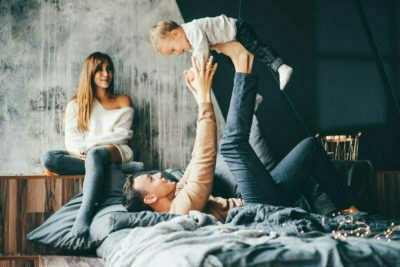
64, 98, 134, 163
181, 14, 237, 63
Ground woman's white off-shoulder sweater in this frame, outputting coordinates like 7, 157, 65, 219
64, 98, 134, 163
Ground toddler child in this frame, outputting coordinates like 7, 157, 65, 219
150, 14, 293, 90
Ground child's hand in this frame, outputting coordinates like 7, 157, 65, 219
183, 69, 195, 82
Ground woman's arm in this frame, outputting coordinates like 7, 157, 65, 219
64, 101, 86, 157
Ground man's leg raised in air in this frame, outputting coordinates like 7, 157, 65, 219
218, 41, 290, 206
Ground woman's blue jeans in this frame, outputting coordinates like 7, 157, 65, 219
41, 147, 112, 236
220, 73, 351, 210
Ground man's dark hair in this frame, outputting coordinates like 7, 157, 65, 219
122, 172, 155, 212
122, 170, 179, 212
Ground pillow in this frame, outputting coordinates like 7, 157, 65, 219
107, 210, 177, 233
26, 191, 95, 250
26, 163, 143, 250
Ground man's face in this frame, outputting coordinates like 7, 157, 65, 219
133, 172, 176, 199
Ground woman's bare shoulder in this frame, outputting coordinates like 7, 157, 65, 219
114, 94, 132, 108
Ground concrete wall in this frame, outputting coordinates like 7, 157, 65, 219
0, 0, 224, 174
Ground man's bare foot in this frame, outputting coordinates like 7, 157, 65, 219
210, 41, 254, 74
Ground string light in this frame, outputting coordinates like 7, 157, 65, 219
324, 214, 400, 242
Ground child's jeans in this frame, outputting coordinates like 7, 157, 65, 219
236, 19, 284, 72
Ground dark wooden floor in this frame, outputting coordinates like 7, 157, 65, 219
0, 255, 104, 267
41, 256, 104, 267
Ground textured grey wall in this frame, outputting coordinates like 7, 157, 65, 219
0, 0, 224, 174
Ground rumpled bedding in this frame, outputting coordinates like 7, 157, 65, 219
103, 204, 400, 267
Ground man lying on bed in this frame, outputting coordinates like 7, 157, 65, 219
122, 41, 358, 223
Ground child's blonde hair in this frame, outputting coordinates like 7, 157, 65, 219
150, 20, 180, 53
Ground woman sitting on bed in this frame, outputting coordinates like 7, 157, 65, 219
41, 52, 134, 237
122, 42, 358, 223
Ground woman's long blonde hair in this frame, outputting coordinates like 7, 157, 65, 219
66, 52, 115, 132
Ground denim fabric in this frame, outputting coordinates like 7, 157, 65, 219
220, 73, 290, 206
220, 73, 351, 210
41, 147, 112, 237
249, 116, 277, 171
236, 19, 284, 72
72, 146, 112, 236
41, 150, 85, 175
270, 137, 351, 209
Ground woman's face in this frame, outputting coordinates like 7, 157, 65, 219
93, 61, 113, 90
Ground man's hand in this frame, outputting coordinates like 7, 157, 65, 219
184, 54, 218, 104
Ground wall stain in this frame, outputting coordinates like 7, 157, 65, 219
30, 87, 66, 112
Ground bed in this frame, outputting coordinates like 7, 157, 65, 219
26, 156, 400, 266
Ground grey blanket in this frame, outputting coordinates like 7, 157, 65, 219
105, 204, 400, 267
106, 211, 278, 267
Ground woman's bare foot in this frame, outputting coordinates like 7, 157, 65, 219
210, 41, 254, 74
340, 205, 360, 215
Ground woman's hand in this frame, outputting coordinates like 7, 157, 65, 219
184, 54, 218, 104
68, 150, 86, 161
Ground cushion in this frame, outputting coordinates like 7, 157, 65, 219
107, 210, 177, 233
26, 163, 141, 250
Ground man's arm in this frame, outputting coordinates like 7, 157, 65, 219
169, 54, 218, 215
170, 103, 217, 214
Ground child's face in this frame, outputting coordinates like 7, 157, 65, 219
160, 29, 191, 55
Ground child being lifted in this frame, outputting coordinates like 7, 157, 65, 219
150, 14, 293, 90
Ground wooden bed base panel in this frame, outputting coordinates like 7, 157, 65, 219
0, 175, 84, 256
0, 255, 43, 267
